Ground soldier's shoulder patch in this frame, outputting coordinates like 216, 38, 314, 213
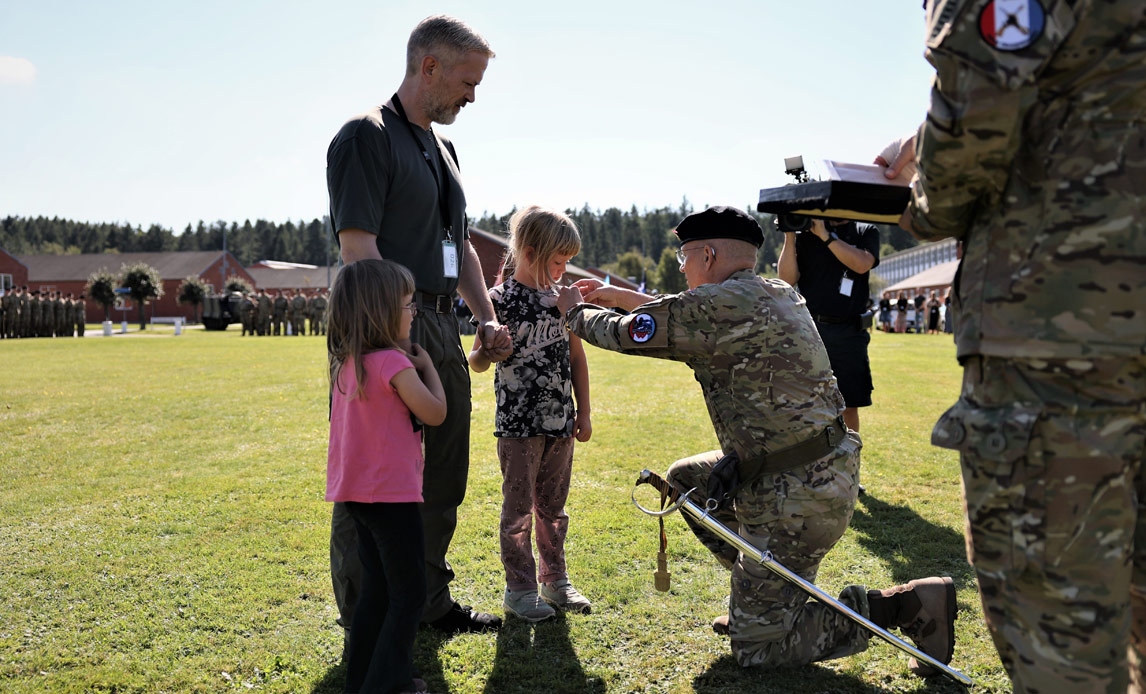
628, 313, 656, 343
978, 0, 1045, 52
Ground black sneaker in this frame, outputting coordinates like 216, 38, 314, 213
428, 602, 501, 634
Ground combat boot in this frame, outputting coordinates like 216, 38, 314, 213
868, 576, 956, 676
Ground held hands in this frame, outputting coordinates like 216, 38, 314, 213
574, 409, 592, 442
478, 321, 512, 363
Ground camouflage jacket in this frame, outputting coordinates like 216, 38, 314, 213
566, 270, 844, 463
908, 0, 1145, 359
273, 296, 288, 316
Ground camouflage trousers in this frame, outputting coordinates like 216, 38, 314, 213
666, 433, 870, 668
932, 355, 1146, 694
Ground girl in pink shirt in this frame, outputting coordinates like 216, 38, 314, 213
326, 259, 446, 694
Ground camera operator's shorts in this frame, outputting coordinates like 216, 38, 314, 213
813, 320, 873, 408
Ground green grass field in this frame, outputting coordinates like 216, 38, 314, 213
0, 326, 1011, 693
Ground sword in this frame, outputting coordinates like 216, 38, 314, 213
632, 468, 973, 687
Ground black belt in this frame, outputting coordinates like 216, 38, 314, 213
811, 313, 861, 326
740, 416, 848, 479
416, 291, 454, 314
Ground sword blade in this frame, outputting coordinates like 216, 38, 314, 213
639, 470, 973, 686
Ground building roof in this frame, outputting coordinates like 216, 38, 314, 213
885, 259, 959, 293
248, 260, 319, 270
246, 265, 337, 290
17, 251, 234, 282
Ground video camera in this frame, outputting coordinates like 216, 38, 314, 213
775, 156, 814, 233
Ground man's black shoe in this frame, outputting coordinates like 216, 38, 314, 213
428, 602, 501, 634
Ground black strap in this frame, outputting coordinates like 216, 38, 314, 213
738, 416, 848, 484
389, 94, 456, 242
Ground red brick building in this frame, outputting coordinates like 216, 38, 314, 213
0, 249, 254, 322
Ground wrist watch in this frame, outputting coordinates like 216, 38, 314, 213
824, 231, 840, 246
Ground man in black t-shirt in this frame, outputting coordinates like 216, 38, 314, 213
778, 219, 880, 433
325, 14, 511, 646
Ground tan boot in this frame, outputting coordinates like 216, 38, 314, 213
871, 576, 956, 676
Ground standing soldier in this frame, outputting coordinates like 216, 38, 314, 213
305, 291, 317, 335
75, 294, 87, 337
290, 289, 307, 336
18, 287, 30, 338
29, 290, 42, 338
888, 2, 1146, 690
58, 293, 72, 337
311, 290, 328, 335
273, 290, 288, 336
42, 291, 56, 337
0, 286, 9, 339
256, 288, 271, 336
239, 293, 256, 336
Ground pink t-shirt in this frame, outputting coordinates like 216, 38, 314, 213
326, 349, 424, 503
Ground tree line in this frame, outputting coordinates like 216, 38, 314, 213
0, 216, 337, 268
3, 207, 918, 291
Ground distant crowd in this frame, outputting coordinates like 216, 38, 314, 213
0, 286, 87, 339
876, 288, 952, 335
231, 288, 328, 337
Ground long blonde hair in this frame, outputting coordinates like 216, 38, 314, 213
498, 205, 581, 289
326, 259, 416, 401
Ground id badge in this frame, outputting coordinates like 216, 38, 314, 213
839, 277, 854, 297
442, 240, 459, 278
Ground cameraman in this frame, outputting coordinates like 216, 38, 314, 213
778, 218, 879, 432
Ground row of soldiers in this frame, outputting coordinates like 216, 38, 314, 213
1, 286, 88, 339
234, 288, 328, 337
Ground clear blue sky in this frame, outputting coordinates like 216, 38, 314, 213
0, 0, 934, 233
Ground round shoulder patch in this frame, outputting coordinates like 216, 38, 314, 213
628, 313, 657, 343
979, 0, 1045, 52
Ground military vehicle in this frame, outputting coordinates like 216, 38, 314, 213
200, 292, 245, 330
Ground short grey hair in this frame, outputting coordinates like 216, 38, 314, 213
406, 15, 494, 75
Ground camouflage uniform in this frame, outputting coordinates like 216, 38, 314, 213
907, 2, 1146, 690
567, 269, 872, 667
290, 293, 307, 336
56, 295, 70, 337
74, 298, 86, 337
43, 293, 55, 337
272, 293, 288, 335
19, 290, 30, 338
256, 291, 271, 336
239, 295, 256, 336
0, 290, 8, 339
311, 293, 328, 335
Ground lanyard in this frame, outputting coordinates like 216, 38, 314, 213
390, 93, 454, 241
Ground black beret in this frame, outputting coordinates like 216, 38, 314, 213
674, 206, 764, 248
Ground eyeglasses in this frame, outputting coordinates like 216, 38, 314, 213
675, 244, 711, 269
403, 300, 418, 315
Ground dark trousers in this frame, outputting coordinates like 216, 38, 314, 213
331, 307, 472, 629
343, 502, 425, 694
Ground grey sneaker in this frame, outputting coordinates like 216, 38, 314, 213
540, 579, 592, 614
503, 588, 556, 622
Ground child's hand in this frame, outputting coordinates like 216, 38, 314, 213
406, 343, 434, 373
574, 409, 592, 442
556, 285, 582, 315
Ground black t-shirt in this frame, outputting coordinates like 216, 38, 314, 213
326, 106, 469, 296
794, 221, 880, 317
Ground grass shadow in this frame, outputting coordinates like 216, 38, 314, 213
693, 653, 970, 694
850, 492, 975, 587
477, 613, 606, 694
310, 660, 346, 694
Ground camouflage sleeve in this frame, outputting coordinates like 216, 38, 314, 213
566, 293, 714, 363
908, 0, 1076, 240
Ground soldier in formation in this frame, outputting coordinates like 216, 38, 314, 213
1, 288, 88, 339
272, 290, 288, 335
308, 290, 328, 335
256, 289, 271, 336
289, 289, 307, 336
